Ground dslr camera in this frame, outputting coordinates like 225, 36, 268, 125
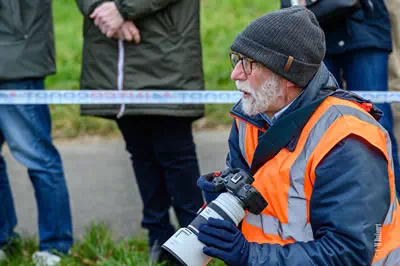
162, 168, 268, 266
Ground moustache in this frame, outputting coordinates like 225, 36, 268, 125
235, 80, 254, 96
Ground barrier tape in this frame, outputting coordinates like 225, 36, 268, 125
0, 90, 399, 104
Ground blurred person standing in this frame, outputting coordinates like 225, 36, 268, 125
282, 0, 400, 197
386, 0, 400, 198
0, 0, 74, 265
386, 0, 400, 95
75, 0, 205, 263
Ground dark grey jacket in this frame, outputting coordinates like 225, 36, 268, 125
76, 0, 205, 119
0, 0, 56, 80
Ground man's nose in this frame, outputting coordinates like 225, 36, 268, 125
231, 63, 247, 81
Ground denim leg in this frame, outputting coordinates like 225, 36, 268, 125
0, 130, 17, 248
342, 49, 400, 196
324, 55, 344, 88
116, 116, 175, 247
151, 116, 204, 228
0, 79, 73, 253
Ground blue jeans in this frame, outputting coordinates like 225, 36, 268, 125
0, 78, 73, 253
117, 116, 204, 248
325, 49, 400, 197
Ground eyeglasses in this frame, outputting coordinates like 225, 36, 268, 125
229, 52, 255, 76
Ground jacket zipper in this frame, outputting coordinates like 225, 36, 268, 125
116, 40, 125, 118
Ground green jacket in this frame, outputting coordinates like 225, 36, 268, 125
76, 0, 205, 118
0, 0, 56, 80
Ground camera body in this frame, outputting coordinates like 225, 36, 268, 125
162, 168, 268, 266
212, 168, 267, 215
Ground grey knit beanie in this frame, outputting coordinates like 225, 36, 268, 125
231, 6, 326, 87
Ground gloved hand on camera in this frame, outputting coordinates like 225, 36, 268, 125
198, 218, 250, 266
197, 171, 226, 203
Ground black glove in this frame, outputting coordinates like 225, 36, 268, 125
197, 171, 226, 203
198, 218, 250, 266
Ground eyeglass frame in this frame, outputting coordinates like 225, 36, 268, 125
229, 52, 255, 77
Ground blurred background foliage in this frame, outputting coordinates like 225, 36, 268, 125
48, 0, 279, 138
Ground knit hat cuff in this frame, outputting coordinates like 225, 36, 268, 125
231, 34, 321, 87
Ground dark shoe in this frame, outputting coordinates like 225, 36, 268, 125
150, 241, 182, 266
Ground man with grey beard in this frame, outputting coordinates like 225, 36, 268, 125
195, 6, 400, 266
235, 70, 287, 117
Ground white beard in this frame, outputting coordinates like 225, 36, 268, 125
236, 74, 283, 117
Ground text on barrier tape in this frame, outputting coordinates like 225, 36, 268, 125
0, 90, 399, 104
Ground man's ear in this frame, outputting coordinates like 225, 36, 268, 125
284, 79, 303, 97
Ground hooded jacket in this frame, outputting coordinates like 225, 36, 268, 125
226, 64, 400, 265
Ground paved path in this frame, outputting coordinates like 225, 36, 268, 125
4, 129, 230, 240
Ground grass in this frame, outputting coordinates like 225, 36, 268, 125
48, 0, 280, 138
0, 222, 225, 266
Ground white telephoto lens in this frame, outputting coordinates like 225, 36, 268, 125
162, 192, 246, 266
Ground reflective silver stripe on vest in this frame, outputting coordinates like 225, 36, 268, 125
245, 104, 395, 241
246, 212, 313, 238
383, 197, 397, 225
373, 246, 400, 266
237, 120, 250, 166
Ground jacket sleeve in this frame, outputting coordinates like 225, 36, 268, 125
226, 120, 251, 173
114, 0, 181, 21
75, 0, 108, 16
247, 134, 391, 266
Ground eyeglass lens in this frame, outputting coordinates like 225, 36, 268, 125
230, 53, 239, 68
230, 53, 252, 75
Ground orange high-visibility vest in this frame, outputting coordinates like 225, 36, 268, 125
235, 96, 400, 265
